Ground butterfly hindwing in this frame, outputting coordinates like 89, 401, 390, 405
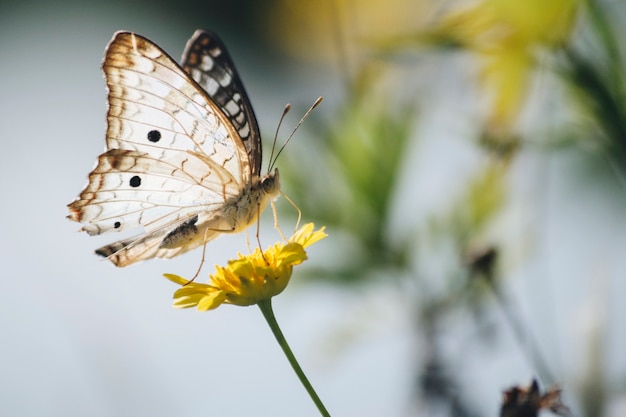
181, 30, 262, 176
93, 213, 225, 267
68, 148, 241, 235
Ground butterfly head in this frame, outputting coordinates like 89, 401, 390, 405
261, 168, 281, 198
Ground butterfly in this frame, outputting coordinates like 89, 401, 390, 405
67, 30, 281, 267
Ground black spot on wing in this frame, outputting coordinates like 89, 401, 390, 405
147, 129, 161, 142
129, 175, 141, 188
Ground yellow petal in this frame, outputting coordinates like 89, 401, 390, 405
291, 223, 328, 248
163, 273, 190, 286
276, 242, 307, 267
173, 294, 207, 309
197, 291, 227, 311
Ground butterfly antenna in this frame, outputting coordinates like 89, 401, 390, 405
269, 96, 323, 171
267, 103, 292, 173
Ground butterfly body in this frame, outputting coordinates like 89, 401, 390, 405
68, 30, 279, 266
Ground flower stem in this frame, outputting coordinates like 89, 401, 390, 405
257, 299, 331, 417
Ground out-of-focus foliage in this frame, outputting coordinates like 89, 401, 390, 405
266, 0, 626, 416
281, 76, 416, 282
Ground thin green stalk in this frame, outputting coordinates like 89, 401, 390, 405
257, 299, 331, 417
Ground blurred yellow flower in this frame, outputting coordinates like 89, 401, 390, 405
441, 0, 579, 49
267, 0, 429, 62
437, 0, 580, 132
164, 224, 327, 311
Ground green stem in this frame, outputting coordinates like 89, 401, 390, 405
257, 299, 331, 417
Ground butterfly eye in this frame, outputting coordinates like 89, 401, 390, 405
147, 130, 162, 143
261, 175, 278, 193
129, 176, 142, 188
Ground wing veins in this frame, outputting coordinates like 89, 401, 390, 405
105, 56, 214, 122
107, 89, 225, 159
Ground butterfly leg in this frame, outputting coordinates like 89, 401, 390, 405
252, 202, 271, 265
184, 227, 212, 285
244, 229, 252, 253
271, 200, 287, 241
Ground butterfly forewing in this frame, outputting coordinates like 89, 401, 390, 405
181, 30, 262, 176
104, 32, 250, 182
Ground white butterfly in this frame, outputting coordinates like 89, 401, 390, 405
67, 30, 280, 267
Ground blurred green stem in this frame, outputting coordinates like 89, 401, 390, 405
482, 274, 557, 385
564, 1, 626, 154
584, 0, 624, 90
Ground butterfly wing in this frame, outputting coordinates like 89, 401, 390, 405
181, 30, 262, 177
68, 31, 254, 266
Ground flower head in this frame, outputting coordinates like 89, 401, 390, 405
164, 223, 327, 311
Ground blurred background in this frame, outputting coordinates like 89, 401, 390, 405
1, 0, 626, 416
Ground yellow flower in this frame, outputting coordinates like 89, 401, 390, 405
164, 224, 327, 311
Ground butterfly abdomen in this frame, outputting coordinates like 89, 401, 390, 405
159, 215, 199, 249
